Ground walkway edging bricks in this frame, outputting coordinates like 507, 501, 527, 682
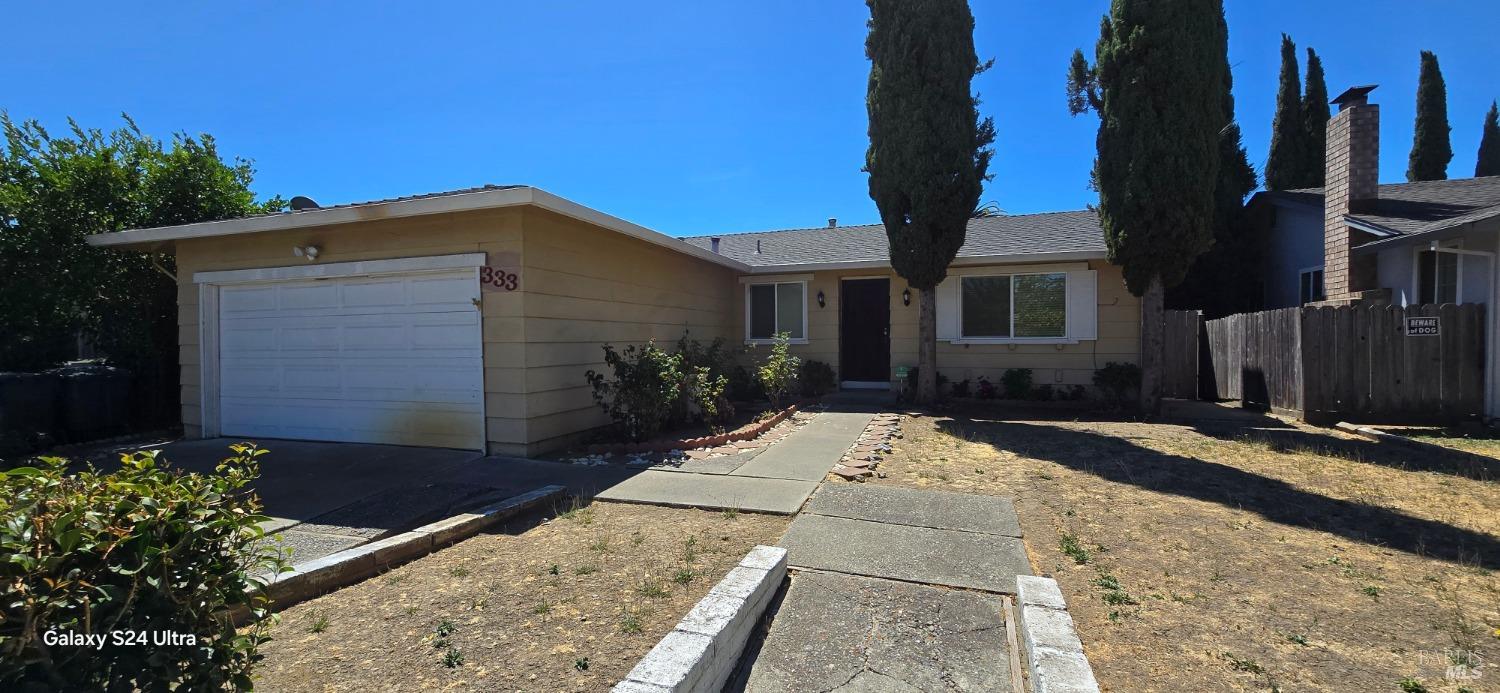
613, 545, 788, 692
1018, 575, 1101, 693
253, 484, 566, 612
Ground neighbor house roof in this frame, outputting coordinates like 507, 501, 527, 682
1261, 175, 1500, 246
682, 210, 1107, 271
87, 185, 1108, 272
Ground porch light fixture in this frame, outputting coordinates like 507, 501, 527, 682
292, 245, 320, 261
817, 290, 825, 308
902, 287, 911, 306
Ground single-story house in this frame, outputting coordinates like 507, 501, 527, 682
1254, 84, 1500, 414
87, 187, 1139, 455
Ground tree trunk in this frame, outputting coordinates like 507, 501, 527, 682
1139, 273, 1165, 414
916, 286, 938, 404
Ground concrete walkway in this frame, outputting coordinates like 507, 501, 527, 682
739, 483, 1032, 691
593, 411, 874, 514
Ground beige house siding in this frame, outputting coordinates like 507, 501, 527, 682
512, 208, 737, 455
732, 260, 1139, 388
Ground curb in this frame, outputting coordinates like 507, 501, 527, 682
253, 484, 565, 613
613, 545, 788, 692
1017, 575, 1101, 693
586, 404, 801, 455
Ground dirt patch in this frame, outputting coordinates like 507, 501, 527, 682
254, 502, 788, 692
874, 408, 1498, 692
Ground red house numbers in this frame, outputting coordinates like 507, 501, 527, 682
480, 252, 520, 292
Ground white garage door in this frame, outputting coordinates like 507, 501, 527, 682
217, 270, 484, 449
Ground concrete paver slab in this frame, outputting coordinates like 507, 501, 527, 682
730, 412, 874, 481
779, 514, 1031, 593
806, 484, 1022, 537
273, 529, 366, 563
594, 471, 818, 514
743, 571, 1010, 692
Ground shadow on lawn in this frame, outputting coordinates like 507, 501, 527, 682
937, 418, 1500, 570
1188, 421, 1499, 482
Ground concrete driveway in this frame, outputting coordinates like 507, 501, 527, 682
82, 437, 637, 562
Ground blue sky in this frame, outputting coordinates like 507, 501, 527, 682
7, 1, 1498, 236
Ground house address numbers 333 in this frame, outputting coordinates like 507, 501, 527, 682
480, 251, 520, 292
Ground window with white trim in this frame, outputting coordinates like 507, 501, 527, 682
1417, 249, 1459, 304
746, 282, 806, 341
1298, 267, 1324, 304
959, 272, 1066, 338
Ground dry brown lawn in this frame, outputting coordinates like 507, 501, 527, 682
878, 407, 1499, 692
254, 501, 788, 692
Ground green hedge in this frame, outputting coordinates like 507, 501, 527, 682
0, 444, 286, 690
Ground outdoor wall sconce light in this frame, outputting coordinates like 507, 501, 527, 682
817, 290, 825, 308
292, 245, 321, 261
902, 288, 911, 306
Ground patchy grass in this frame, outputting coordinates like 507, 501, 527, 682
1380, 425, 1500, 467
255, 502, 787, 691
880, 408, 1500, 692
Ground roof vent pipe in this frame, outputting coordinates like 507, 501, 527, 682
828, 218, 837, 228
756, 240, 762, 254
710, 237, 721, 254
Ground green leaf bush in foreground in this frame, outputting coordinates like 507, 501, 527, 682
0, 444, 287, 691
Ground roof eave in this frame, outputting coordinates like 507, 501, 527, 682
741, 250, 1107, 274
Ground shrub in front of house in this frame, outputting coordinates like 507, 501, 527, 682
976, 376, 998, 400
1000, 368, 1033, 399
755, 333, 801, 409
0, 444, 286, 691
1093, 362, 1142, 405
949, 378, 971, 399
586, 342, 685, 441
799, 360, 837, 397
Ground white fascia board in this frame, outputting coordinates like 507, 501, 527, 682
87, 186, 538, 248
192, 252, 487, 285
741, 250, 1106, 274
1344, 216, 1400, 238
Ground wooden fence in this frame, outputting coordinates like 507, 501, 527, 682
1198, 303, 1486, 421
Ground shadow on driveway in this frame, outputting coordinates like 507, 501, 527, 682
936, 418, 1500, 570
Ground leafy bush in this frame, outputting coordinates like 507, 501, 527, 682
673, 334, 735, 428
799, 360, 837, 397
1093, 362, 1142, 404
683, 366, 731, 432
0, 444, 286, 690
1033, 384, 1054, 401
586, 342, 684, 441
949, 378, 971, 398
1000, 368, 1033, 399
976, 376, 998, 400
726, 364, 763, 403
755, 333, 801, 409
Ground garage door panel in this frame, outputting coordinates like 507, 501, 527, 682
217, 269, 483, 449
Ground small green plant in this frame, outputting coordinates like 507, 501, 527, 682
1060, 532, 1092, 564
1285, 633, 1308, 646
434, 619, 457, 637
574, 657, 590, 672
385, 573, 408, 585
586, 341, 685, 441
721, 506, 741, 520
620, 610, 644, 634
549, 563, 561, 575
533, 602, 553, 615
756, 332, 801, 408
1223, 653, 1263, 675
799, 359, 838, 396
1398, 677, 1428, 693
442, 648, 465, 668
589, 536, 612, 553
1361, 585, 1382, 600
450, 566, 471, 578
631, 531, 646, 546
637, 578, 670, 598
1093, 362, 1141, 404
683, 536, 699, 563
673, 568, 696, 585
1000, 368, 1033, 399
558, 497, 595, 525
950, 378, 972, 398
308, 613, 331, 634
1092, 573, 1139, 605
574, 563, 598, 575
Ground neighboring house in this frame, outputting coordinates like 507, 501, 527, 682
1254, 84, 1500, 415
87, 187, 1139, 455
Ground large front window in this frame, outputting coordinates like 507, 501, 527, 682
960, 272, 1066, 338
747, 282, 805, 340
1417, 250, 1459, 304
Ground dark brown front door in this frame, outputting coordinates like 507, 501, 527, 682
840, 278, 890, 383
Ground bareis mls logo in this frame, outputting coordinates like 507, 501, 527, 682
44, 629, 199, 650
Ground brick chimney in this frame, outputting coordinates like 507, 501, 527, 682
1322, 85, 1380, 299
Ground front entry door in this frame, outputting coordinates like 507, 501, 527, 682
839, 278, 891, 384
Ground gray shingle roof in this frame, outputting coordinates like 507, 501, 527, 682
682, 210, 1106, 267
1266, 176, 1500, 238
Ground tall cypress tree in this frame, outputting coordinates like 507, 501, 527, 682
1300, 48, 1331, 187
865, 0, 994, 404
1068, 0, 1227, 412
1407, 50, 1453, 181
1476, 101, 1500, 177
1166, 11, 1259, 318
1265, 35, 1305, 190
